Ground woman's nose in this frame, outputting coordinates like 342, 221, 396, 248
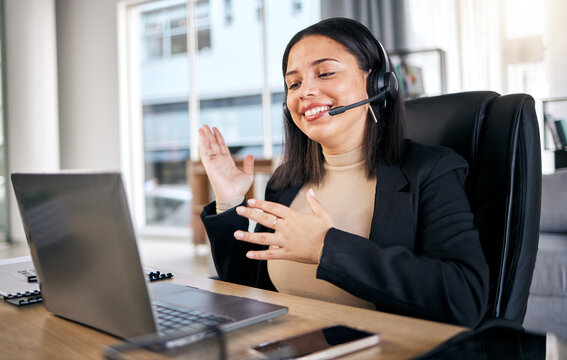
298, 79, 320, 100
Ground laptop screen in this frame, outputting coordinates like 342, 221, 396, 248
11, 172, 158, 338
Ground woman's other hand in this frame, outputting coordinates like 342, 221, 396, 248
199, 125, 254, 202
234, 189, 334, 264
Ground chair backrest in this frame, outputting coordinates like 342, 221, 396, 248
405, 91, 542, 325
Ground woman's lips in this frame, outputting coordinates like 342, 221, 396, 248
302, 105, 331, 122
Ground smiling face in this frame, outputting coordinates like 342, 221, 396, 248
285, 35, 370, 155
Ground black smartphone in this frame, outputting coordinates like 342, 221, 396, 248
248, 325, 380, 359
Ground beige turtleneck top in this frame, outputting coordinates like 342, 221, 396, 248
267, 147, 377, 309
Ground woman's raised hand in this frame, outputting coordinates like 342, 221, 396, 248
198, 125, 254, 202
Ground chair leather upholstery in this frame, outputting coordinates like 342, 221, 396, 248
405, 91, 542, 326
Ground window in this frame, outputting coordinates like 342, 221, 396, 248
292, 0, 303, 15
141, 9, 164, 60
169, 5, 187, 54
224, 0, 233, 25
119, 0, 320, 237
194, 0, 211, 51
256, 0, 262, 22
140, 1, 211, 61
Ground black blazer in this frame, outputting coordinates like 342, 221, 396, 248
201, 140, 489, 327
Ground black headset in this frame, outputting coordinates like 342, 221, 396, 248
282, 35, 399, 121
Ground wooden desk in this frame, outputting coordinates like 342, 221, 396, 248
0, 273, 465, 359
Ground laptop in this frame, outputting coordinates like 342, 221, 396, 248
11, 172, 287, 340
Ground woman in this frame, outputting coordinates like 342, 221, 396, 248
199, 18, 489, 327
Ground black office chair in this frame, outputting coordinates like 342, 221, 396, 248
405, 91, 542, 327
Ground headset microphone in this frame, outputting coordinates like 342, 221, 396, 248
282, 33, 398, 122
328, 89, 387, 116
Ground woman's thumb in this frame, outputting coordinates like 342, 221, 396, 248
307, 188, 334, 229
306, 188, 324, 216
242, 154, 254, 177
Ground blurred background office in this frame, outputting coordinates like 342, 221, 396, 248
3, 0, 565, 242
0, 0, 566, 262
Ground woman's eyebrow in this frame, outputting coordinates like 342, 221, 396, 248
285, 57, 340, 77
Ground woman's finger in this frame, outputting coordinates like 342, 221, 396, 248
199, 126, 213, 154
245, 198, 289, 220
234, 230, 281, 247
212, 127, 229, 155
236, 205, 281, 229
198, 128, 208, 151
245, 247, 285, 260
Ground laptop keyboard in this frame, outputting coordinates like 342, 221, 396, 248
153, 302, 232, 334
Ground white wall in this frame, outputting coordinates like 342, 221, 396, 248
56, 0, 121, 171
5, 0, 122, 241
5, 0, 61, 241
